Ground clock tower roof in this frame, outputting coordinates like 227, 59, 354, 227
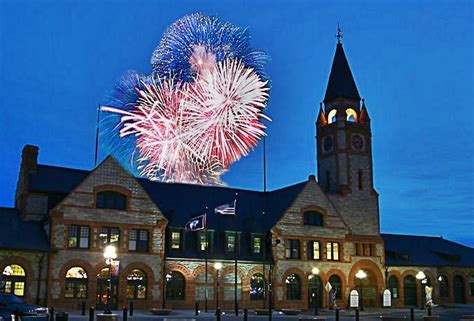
324, 42, 361, 103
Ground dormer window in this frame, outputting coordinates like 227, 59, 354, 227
303, 211, 323, 226
97, 191, 127, 210
346, 108, 358, 122
328, 109, 337, 124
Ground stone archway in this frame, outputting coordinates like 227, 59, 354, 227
348, 260, 384, 307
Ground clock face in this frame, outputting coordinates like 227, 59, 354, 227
351, 134, 364, 151
323, 136, 333, 152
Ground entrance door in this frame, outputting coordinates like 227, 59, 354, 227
307, 275, 323, 309
404, 275, 417, 306
358, 271, 378, 307
453, 275, 466, 304
96, 268, 118, 310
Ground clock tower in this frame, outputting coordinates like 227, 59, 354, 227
316, 36, 380, 236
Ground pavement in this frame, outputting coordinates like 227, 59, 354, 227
62, 305, 474, 321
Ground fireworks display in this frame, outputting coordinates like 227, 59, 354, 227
100, 13, 270, 185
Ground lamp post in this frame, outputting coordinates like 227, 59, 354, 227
355, 270, 367, 311
214, 262, 223, 314
416, 271, 426, 310
103, 245, 117, 314
311, 267, 320, 315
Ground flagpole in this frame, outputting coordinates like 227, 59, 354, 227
94, 105, 101, 167
234, 194, 238, 316
205, 207, 208, 312
262, 136, 267, 309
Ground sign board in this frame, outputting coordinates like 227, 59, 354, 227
111, 260, 120, 277
350, 289, 359, 308
383, 289, 392, 307
325, 282, 332, 293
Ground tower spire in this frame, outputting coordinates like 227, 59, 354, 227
336, 23, 343, 44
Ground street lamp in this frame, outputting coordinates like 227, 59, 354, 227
355, 270, 367, 311
103, 245, 117, 314
214, 262, 223, 315
310, 267, 320, 315
416, 271, 426, 309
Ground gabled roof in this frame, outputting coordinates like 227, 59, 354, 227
324, 43, 361, 102
382, 233, 474, 267
0, 207, 50, 252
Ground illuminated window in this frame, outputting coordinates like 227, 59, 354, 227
346, 108, 358, 122
285, 239, 301, 259
65, 267, 87, 299
129, 229, 148, 252
195, 273, 214, 300
126, 269, 147, 300
250, 273, 265, 300
304, 211, 323, 226
166, 271, 186, 300
328, 109, 337, 124
2, 264, 26, 297
326, 242, 340, 261
99, 227, 120, 248
171, 230, 181, 250
97, 191, 126, 210
307, 241, 321, 260
285, 273, 301, 300
68, 225, 90, 249
226, 232, 237, 252
252, 235, 262, 254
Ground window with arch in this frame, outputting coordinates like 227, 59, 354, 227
195, 272, 214, 300
166, 271, 186, 300
303, 211, 323, 226
65, 267, 88, 299
346, 108, 358, 122
439, 276, 449, 298
126, 269, 147, 300
469, 276, 474, 296
328, 109, 337, 124
285, 273, 301, 300
224, 271, 242, 300
388, 275, 399, 299
96, 191, 127, 210
250, 273, 265, 300
2, 264, 26, 297
328, 275, 342, 299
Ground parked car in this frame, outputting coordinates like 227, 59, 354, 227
0, 293, 48, 321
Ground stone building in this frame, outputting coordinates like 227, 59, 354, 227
1, 40, 473, 311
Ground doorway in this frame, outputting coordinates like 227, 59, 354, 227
403, 275, 417, 306
453, 275, 466, 304
307, 274, 323, 309
96, 268, 119, 310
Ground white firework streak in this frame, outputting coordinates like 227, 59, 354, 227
184, 58, 270, 169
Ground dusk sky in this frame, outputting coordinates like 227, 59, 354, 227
1, 0, 473, 246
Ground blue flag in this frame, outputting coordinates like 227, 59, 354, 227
185, 214, 206, 231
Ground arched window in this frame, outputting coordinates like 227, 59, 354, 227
2, 264, 26, 297
224, 271, 242, 300
65, 267, 88, 299
195, 273, 214, 300
303, 211, 323, 226
126, 269, 147, 300
250, 273, 265, 300
328, 275, 342, 299
97, 191, 127, 210
346, 108, 358, 122
453, 275, 466, 303
388, 275, 399, 299
285, 273, 301, 300
328, 109, 337, 124
439, 276, 449, 298
166, 271, 185, 300
469, 276, 474, 297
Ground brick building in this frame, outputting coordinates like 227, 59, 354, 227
1, 40, 473, 311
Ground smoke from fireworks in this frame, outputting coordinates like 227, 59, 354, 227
100, 13, 270, 185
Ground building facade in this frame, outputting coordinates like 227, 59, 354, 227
1, 40, 473, 311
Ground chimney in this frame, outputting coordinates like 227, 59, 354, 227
15, 145, 39, 210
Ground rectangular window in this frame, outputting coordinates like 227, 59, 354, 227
226, 233, 236, 252
68, 225, 90, 249
129, 229, 148, 252
285, 239, 300, 259
326, 242, 340, 261
253, 235, 262, 254
198, 231, 212, 252
308, 241, 320, 260
171, 231, 181, 250
99, 227, 120, 248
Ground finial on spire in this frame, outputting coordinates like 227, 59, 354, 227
336, 23, 343, 44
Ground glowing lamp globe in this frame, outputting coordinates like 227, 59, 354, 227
214, 262, 223, 270
356, 270, 367, 279
312, 267, 320, 275
416, 271, 426, 280
104, 245, 117, 260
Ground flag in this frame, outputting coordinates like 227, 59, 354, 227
214, 200, 236, 215
185, 214, 206, 231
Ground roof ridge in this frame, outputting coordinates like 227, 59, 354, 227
37, 163, 91, 172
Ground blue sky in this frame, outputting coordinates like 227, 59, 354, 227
1, 0, 472, 246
